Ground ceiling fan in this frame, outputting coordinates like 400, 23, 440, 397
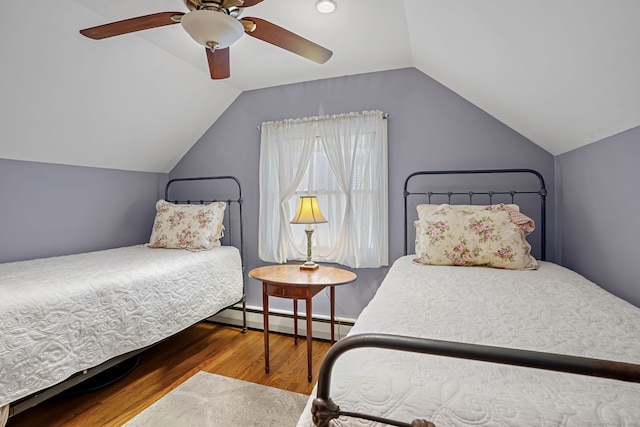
79, 0, 333, 80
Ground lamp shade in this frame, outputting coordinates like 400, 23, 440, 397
181, 10, 244, 49
290, 196, 328, 224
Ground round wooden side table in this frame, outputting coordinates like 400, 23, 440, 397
249, 264, 357, 382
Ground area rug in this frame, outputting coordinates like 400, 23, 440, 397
124, 372, 309, 427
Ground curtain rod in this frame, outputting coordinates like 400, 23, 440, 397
256, 112, 389, 131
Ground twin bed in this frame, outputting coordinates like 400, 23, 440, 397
298, 169, 640, 427
0, 176, 247, 424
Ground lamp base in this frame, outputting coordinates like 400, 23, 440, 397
300, 261, 320, 271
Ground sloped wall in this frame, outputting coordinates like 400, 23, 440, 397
171, 67, 555, 319
557, 125, 640, 307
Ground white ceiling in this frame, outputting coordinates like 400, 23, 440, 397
1, 0, 638, 173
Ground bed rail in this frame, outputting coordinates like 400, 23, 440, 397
312, 333, 640, 427
403, 169, 547, 260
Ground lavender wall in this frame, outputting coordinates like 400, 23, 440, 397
170, 67, 555, 319
0, 158, 166, 263
557, 126, 640, 307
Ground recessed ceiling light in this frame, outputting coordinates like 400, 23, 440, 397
315, 0, 337, 14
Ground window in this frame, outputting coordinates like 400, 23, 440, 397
258, 110, 388, 268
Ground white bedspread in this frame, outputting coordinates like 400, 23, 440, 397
0, 245, 243, 407
297, 256, 640, 426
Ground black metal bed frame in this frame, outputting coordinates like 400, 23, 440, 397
164, 175, 248, 333
313, 334, 640, 427
8, 175, 247, 419
310, 169, 640, 427
403, 169, 547, 259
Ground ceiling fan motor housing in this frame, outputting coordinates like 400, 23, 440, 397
181, 9, 244, 49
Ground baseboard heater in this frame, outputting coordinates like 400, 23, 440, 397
210, 304, 355, 341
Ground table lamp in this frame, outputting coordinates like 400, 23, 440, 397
290, 196, 328, 270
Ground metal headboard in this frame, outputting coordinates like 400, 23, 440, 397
403, 169, 547, 260
164, 175, 245, 269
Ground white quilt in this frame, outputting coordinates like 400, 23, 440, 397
0, 245, 243, 407
297, 256, 640, 426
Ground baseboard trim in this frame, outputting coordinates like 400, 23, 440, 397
210, 304, 355, 341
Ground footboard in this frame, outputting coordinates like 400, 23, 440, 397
312, 334, 640, 427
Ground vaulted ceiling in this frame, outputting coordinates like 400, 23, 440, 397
2, 0, 638, 172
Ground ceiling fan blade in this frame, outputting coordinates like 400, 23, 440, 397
206, 47, 231, 79
241, 17, 332, 64
80, 12, 184, 40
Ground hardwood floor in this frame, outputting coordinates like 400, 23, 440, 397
7, 323, 332, 427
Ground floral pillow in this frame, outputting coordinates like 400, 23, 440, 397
417, 203, 520, 221
148, 200, 226, 250
414, 204, 538, 270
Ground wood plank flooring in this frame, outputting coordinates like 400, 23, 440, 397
7, 323, 332, 427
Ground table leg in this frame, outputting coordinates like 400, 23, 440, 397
293, 299, 298, 345
330, 285, 336, 344
262, 281, 270, 374
306, 290, 313, 382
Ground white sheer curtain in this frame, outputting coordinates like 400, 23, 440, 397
258, 110, 388, 268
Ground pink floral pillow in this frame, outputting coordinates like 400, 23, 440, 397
148, 200, 226, 250
414, 204, 538, 270
416, 203, 520, 220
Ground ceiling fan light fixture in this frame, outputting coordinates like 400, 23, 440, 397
181, 9, 244, 49
315, 0, 337, 14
